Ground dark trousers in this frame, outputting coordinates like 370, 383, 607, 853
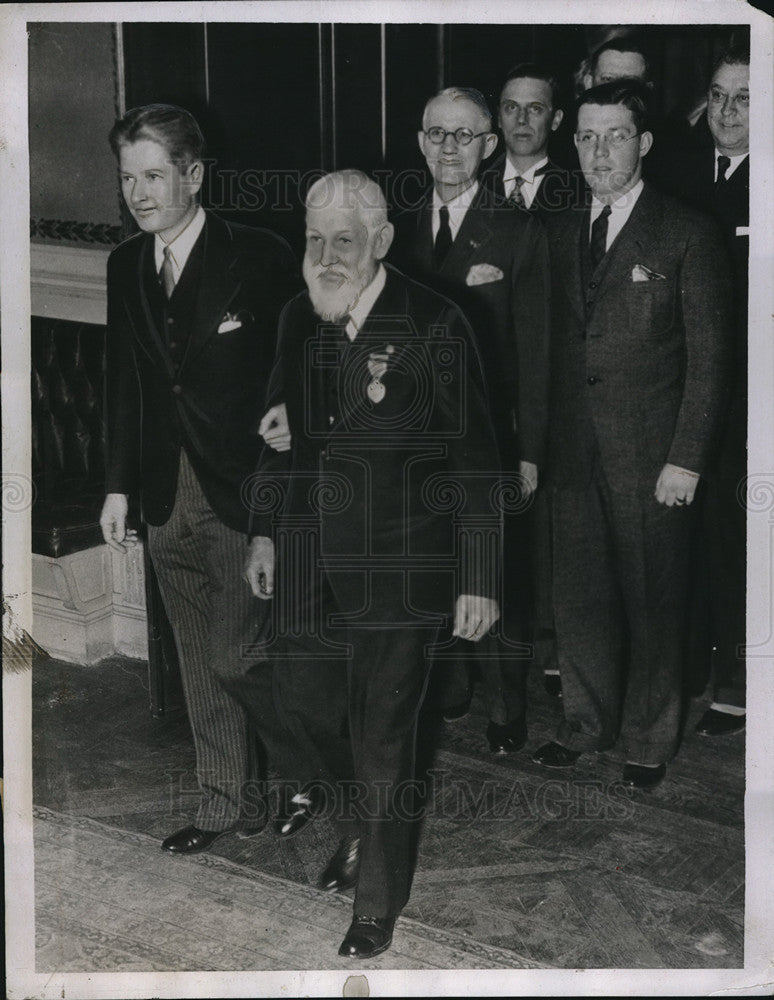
551, 466, 694, 765
273, 575, 437, 918
147, 450, 285, 830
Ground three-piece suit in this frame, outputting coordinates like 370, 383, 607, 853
544, 183, 731, 763
105, 209, 298, 830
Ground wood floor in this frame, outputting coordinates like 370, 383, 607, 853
32, 654, 745, 970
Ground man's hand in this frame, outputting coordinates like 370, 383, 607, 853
99, 493, 137, 552
453, 594, 500, 642
258, 403, 291, 453
244, 536, 275, 599
655, 463, 700, 507
519, 460, 538, 496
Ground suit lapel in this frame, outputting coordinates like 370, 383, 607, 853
440, 186, 493, 279
415, 200, 435, 269
125, 236, 174, 371
182, 212, 242, 369
556, 202, 588, 325
593, 184, 660, 300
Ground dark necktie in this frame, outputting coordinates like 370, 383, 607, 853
434, 205, 453, 266
159, 245, 176, 299
589, 204, 612, 271
716, 154, 731, 187
508, 176, 526, 207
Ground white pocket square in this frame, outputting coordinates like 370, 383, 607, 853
466, 263, 504, 286
217, 313, 242, 333
631, 263, 666, 282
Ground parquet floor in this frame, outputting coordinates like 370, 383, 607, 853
32, 654, 744, 969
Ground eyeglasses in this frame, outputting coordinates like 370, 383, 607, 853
423, 127, 490, 146
575, 129, 641, 150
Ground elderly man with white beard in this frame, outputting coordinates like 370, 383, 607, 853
244, 170, 502, 958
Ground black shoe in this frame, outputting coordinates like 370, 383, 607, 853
532, 741, 581, 768
318, 836, 360, 893
695, 708, 746, 737
622, 762, 666, 789
443, 695, 472, 722
338, 915, 395, 958
274, 786, 322, 838
161, 824, 227, 854
487, 718, 527, 754
544, 673, 563, 698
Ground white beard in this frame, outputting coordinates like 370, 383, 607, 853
303, 258, 372, 322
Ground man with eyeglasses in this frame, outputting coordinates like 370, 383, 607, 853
394, 86, 550, 757
532, 79, 731, 788
663, 41, 749, 740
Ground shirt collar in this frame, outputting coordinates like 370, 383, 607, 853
432, 180, 479, 215
714, 148, 748, 178
346, 264, 387, 340
504, 154, 549, 184
591, 177, 644, 217
154, 205, 206, 273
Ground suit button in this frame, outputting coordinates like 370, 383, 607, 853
589, 281, 598, 289
169, 341, 178, 350
172, 384, 183, 394
167, 316, 175, 324
587, 376, 598, 385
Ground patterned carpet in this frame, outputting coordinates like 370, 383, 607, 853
34, 805, 540, 972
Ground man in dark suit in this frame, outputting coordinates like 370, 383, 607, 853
245, 170, 501, 958
482, 62, 576, 219
393, 86, 550, 753
100, 104, 298, 852
532, 80, 731, 788
663, 44, 749, 738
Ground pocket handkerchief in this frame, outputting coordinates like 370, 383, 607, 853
631, 263, 666, 282
217, 312, 242, 333
466, 263, 504, 286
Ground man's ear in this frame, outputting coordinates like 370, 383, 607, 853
638, 131, 654, 158
374, 222, 395, 261
482, 132, 499, 162
582, 72, 593, 91
184, 159, 205, 196
551, 109, 564, 132
417, 131, 427, 158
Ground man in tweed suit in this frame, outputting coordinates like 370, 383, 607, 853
100, 104, 298, 852
532, 80, 730, 787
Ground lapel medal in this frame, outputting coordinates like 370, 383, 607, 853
368, 378, 386, 403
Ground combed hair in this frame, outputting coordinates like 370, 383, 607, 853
576, 78, 652, 134
109, 104, 205, 166
500, 62, 563, 110
424, 87, 493, 131
713, 37, 750, 72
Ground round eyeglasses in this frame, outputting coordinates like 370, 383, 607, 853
423, 127, 490, 146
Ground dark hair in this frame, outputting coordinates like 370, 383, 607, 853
500, 61, 563, 110
109, 104, 205, 167
589, 35, 652, 83
576, 79, 652, 133
712, 38, 750, 74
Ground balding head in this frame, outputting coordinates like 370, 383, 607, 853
419, 88, 497, 202
303, 170, 394, 322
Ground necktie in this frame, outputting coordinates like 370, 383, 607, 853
508, 176, 526, 207
159, 245, 176, 299
589, 204, 612, 271
716, 154, 731, 187
434, 205, 453, 266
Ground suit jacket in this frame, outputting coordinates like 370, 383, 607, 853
105, 210, 298, 532
250, 264, 502, 619
392, 184, 550, 467
545, 182, 731, 491
480, 153, 580, 220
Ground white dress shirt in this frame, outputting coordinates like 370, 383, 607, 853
432, 181, 479, 241
502, 155, 549, 209
714, 149, 748, 181
154, 205, 206, 287
345, 263, 387, 341
590, 179, 644, 252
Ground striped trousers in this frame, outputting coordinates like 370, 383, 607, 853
147, 449, 275, 831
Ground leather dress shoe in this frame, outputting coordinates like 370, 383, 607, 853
696, 708, 746, 737
544, 673, 563, 698
318, 836, 360, 893
274, 786, 322, 838
443, 695, 472, 722
532, 741, 581, 768
622, 762, 666, 789
487, 718, 527, 754
338, 915, 395, 958
161, 824, 227, 854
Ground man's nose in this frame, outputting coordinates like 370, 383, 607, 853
130, 178, 148, 204
440, 131, 458, 153
515, 105, 528, 125
721, 94, 737, 117
320, 241, 339, 267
